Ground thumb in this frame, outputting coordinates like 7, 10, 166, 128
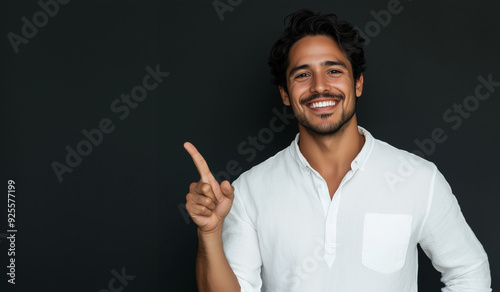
220, 180, 235, 201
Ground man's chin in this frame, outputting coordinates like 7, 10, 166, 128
300, 123, 344, 136
300, 114, 355, 136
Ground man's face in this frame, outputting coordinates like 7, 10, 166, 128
279, 35, 363, 136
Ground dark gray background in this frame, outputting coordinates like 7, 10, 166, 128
1, 0, 498, 291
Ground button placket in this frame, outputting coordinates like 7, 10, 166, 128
308, 168, 330, 216
323, 168, 355, 268
324, 186, 342, 268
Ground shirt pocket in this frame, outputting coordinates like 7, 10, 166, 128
361, 213, 412, 274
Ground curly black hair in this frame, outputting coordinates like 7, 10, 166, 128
268, 9, 366, 94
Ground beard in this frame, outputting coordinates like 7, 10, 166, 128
292, 93, 356, 136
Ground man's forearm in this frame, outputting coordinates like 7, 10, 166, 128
196, 228, 240, 292
441, 257, 491, 292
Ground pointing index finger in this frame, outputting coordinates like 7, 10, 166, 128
184, 142, 212, 181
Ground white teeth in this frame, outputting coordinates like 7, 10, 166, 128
309, 101, 337, 108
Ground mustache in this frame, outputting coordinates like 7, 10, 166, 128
300, 93, 344, 105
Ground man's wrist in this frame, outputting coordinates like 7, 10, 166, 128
198, 226, 223, 242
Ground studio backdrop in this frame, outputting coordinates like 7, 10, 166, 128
1, 0, 498, 291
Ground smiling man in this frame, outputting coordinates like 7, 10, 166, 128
184, 9, 491, 292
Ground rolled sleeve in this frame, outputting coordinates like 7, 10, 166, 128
419, 167, 491, 291
222, 178, 262, 292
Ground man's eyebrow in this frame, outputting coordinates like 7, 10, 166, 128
288, 60, 348, 78
322, 60, 348, 68
288, 64, 310, 78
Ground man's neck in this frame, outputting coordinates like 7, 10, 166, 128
298, 116, 365, 180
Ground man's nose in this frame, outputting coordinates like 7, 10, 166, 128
311, 75, 330, 93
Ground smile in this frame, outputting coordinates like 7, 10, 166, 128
308, 100, 337, 108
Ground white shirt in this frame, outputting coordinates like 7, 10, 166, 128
222, 126, 491, 292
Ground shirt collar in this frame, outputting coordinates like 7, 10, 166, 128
289, 125, 375, 172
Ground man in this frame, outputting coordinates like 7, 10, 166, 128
184, 9, 491, 292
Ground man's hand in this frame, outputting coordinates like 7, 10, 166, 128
184, 142, 235, 233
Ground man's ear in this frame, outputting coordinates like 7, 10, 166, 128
279, 85, 290, 106
355, 74, 364, 97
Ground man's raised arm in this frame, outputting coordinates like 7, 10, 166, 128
183, 142, 240, 292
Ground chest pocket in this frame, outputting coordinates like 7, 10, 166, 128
362, 213, 412, 274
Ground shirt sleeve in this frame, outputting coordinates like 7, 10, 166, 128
418, 167, 491, 292
222, 177, 262, 292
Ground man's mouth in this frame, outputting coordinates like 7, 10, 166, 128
301, 92, 343, 112
305, 98, 341, 111
308, 100, 337, 108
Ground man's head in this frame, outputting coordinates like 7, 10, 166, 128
268, 9, 366, 136
268, 9, 366, 94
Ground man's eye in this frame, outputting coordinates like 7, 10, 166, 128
329, 70, 341, 74
296, 73, 308, 78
